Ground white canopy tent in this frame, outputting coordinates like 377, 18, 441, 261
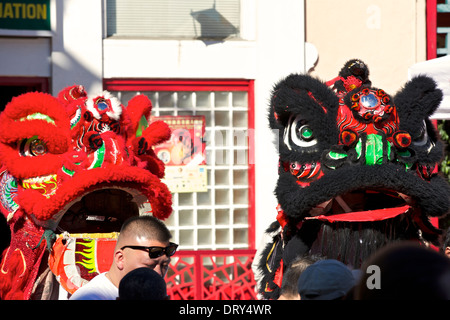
408, 55, 450, 119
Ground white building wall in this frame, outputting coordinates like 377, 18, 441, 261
252, 0, 306, 246
51, 0, 103, 96
306, 0, 427, 94
0, 37, 51, 77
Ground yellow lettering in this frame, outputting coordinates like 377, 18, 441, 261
13, 3, 21, 18
3, 3, 13, 19
0, 2, 47, 21
37, 4, 46, 20
27, 4, 35, 19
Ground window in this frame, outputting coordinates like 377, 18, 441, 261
106, 0, 240, 39
104, 79, 255, 250
437, 0, 450, 57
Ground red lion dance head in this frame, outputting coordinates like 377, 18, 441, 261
0, 85, 172, 299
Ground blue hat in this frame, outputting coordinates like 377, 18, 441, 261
297, 259, 355, 300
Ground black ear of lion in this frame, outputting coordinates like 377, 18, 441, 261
394, 75, 443, 126
394, 75, 444, 163
268, 73, 339, 130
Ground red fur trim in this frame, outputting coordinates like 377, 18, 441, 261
0, 145, 65, 179
135, 152, 166, 179
57, 85, 87, 104
0, 92, 71, 179
0, 118, 70, 148
125, 95, 153, 135
1, 92, 70, 126
17, 166, 172, 221
142, 121, 172, 147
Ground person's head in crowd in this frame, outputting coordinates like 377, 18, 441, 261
442, 227, 450, 258
297, 259, 355, 300
354, 241, 450, 300
70, 215, 177, 300
118, 267, 169, 300
113, 215, 177, 281
278, 254, 323, 300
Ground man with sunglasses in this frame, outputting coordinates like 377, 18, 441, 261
70, 215, 178, 300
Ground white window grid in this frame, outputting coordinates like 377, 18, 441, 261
113, 89, 250, 250
437, 27, 450, 56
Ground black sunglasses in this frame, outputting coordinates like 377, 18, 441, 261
121, 242, 178, 259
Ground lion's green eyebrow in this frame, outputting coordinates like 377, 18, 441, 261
19, 113, 55, 124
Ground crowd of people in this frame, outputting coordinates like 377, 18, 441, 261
68, 216, 450, 300
279, 237, 450, 300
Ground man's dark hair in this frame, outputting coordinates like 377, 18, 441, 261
280, 254, 323, 297
355, 242, 450, 300
120, 215, 172, 242
119, 267, 168, 300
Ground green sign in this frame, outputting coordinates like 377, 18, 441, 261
0, 1, 50, 31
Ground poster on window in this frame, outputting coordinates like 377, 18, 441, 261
151, 115, 207, 193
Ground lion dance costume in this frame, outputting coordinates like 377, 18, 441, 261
256, 59, 450, 299
0, 85, 172, 299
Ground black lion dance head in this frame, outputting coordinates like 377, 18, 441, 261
257, 59, 450, 299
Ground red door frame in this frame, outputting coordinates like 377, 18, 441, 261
427, 0, 437, 60
103, 78, 256, 249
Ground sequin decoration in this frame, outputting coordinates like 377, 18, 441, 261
0, 170, 19, 214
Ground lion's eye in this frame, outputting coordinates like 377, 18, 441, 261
287, 115, 317, 148
296, 124, 314, 142
410, 120, 435, 155
20, 136, 47, 156
412, 120, 429, 147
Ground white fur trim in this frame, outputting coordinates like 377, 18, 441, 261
86, 91, 123, 121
